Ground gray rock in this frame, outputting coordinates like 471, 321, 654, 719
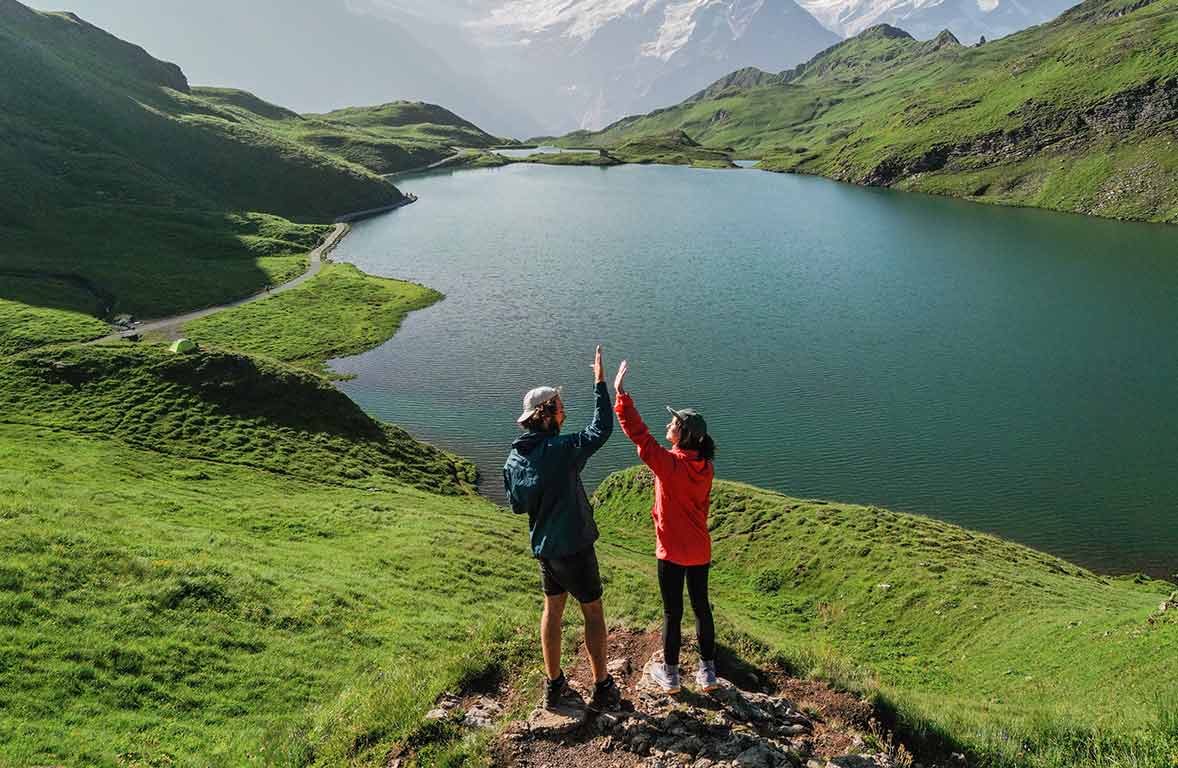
735, 744, 774, 768
829, 756, 887, 768
424, 708, 449, 721
609, 657, 633, 677
462, 696, 503, 728
527, 702, 587, 736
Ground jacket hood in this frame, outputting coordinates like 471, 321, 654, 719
512, 430, 553, 455
672, 447, 711, 474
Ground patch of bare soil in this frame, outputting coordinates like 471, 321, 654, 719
482, 628, 924, 768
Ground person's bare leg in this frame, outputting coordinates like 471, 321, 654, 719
541, 593, 568, 680
579, 598, 608, 683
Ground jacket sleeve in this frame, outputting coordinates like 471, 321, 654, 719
614, 392, 675, 477
502, 459, 529, 514
564, 381, 613, 465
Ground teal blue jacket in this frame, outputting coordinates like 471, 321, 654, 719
503, 381, 613, 559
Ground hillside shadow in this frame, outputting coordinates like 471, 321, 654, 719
2, 205, 323, 321
154, 352, 386, 441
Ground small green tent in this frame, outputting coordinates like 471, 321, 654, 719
169, 338, 198, 355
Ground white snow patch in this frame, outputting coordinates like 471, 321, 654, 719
641, 0, 710, 60
479, 0, 646, 40
795, 0, 952, 36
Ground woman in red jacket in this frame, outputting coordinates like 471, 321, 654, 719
613, 360, 718, 694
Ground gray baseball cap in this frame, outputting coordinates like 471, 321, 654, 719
666, 406, 707, 436
517, 386, 561, 423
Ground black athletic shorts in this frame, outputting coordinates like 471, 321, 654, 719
539, 546, 603, 604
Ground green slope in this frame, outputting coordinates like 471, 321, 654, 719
184, 262, 444, 375
0, 0, 401, 333
560, 0, 1178, 223
195, 89, 508, 176
0, 343, 657, 767
593, 467, 1178, 767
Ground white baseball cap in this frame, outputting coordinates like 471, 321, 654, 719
517, 386, 561, 423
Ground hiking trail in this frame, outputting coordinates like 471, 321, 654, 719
396, 628, 957, 768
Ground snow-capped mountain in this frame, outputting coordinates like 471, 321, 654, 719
468, 0, 840, 132
794, 0, 1079, 41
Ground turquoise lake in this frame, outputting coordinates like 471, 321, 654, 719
331, 163, 1178, 579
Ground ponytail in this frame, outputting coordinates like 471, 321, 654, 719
680, 431, 716, 462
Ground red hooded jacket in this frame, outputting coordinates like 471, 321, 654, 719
615, 392, 713, 566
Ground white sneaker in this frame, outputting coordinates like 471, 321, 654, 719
649, 662, 681, 694
695, 659, 719, 692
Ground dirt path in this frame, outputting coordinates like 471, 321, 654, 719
383, 152, 464, 178
406, 628, 936, 768
90, 193, 422, 344
93, 221, 349, 344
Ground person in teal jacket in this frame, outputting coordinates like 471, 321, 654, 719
503, 345, 621, 713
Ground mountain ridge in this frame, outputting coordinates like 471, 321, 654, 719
555, 0, 1178, 223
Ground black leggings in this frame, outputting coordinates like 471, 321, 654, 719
657, 559, 715, 667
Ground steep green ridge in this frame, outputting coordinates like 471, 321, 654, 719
195, 89, 506, 176
0, 0, 400, 334
184, 262, 444, 375
559, 0, 1178, 222
593, 467, 1178, 767
0, 1, 397, 219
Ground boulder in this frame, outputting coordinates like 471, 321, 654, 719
526, 701, 587, 736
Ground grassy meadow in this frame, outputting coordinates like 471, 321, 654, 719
0, 277, 110, 356
3, 208, 331, 323
184, 262, 443, 374
0, 345, 653, 767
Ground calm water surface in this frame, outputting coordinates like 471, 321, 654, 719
494, 145, 596, 158
331, 164, 1178, 578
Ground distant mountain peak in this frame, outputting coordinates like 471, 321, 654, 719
470, 0, 839, 132
859, 23, 915, 39
794, 0, 1080, 41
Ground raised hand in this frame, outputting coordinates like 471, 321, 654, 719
592, 344, 605, 383
613, 359, 629, 394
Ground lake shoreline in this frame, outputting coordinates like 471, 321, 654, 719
330, 162, 1178, 581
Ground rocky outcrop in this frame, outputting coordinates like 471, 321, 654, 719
861, 77, 1178, 187
487, 631, 919, 768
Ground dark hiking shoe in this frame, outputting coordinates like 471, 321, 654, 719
587, 674, 621, 713
543, 673, 573, 710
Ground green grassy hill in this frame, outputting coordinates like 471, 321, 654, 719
558, 0, 1178, 223
593, 467, 1178, 767
196, 90, 507, 176
0, 341, 676, 768
0, 0, 414, 340
0, 344, 534, 767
